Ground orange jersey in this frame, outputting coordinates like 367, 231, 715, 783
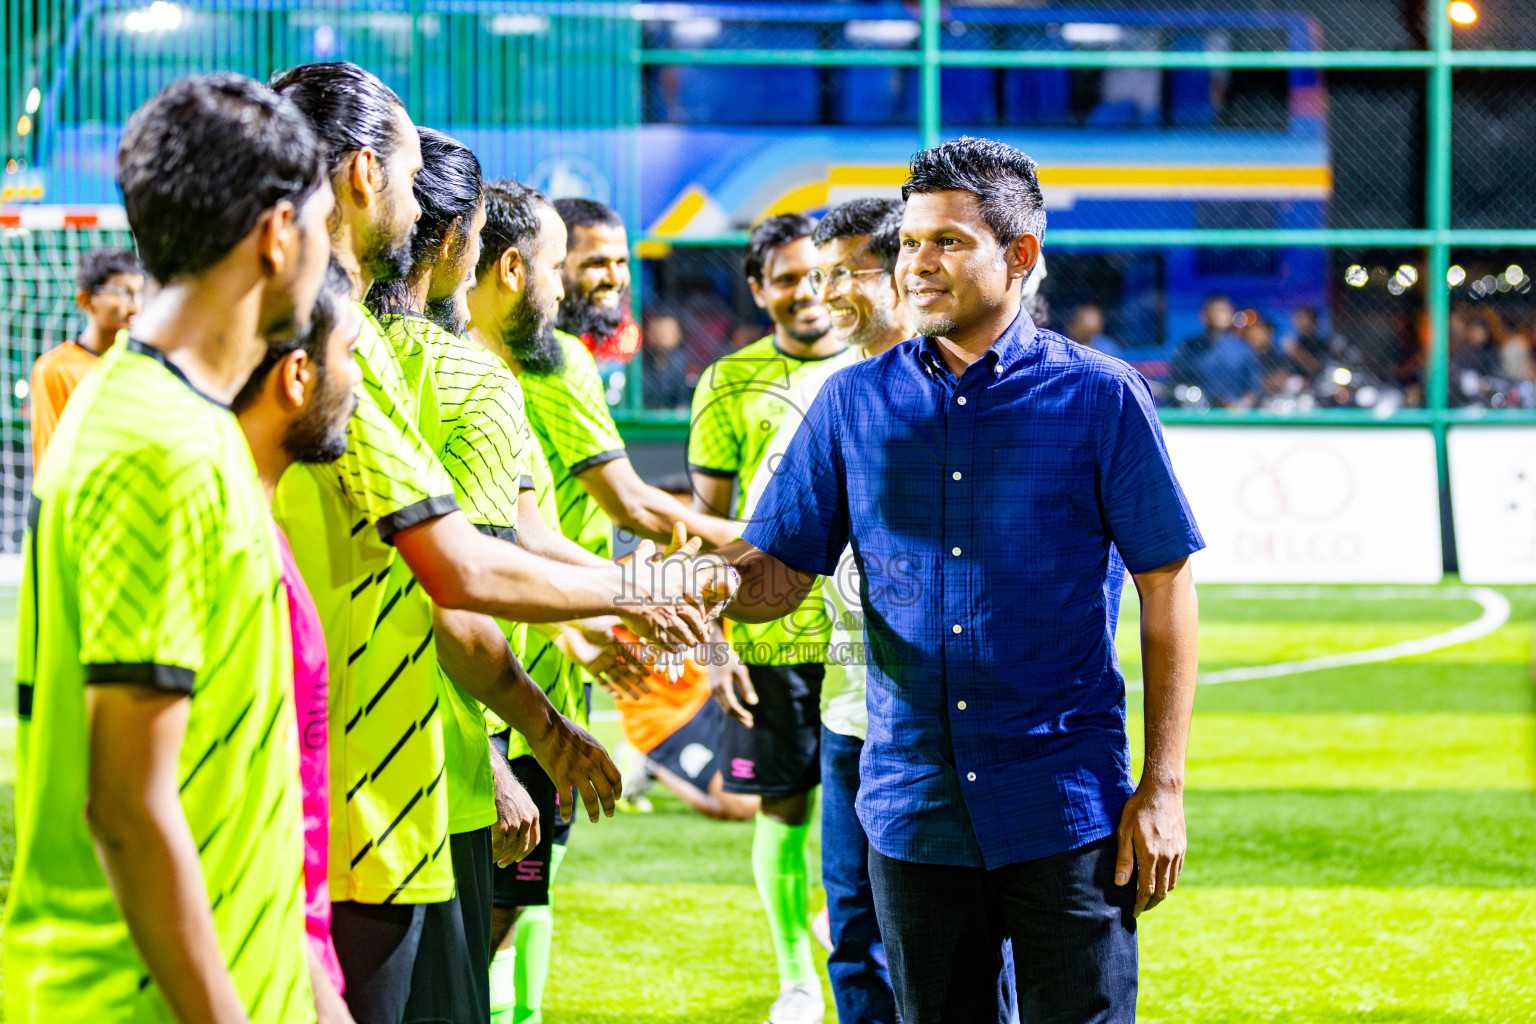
30, 341, 100, 471
616, 658, 712, 754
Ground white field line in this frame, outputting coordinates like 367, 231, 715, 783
0, 589, 1513, 726
1126, 586, 1512, 692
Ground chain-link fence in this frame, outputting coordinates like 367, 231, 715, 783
639, 245, 769, 411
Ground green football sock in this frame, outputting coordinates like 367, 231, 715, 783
751, 812, 817, 988
489, 946, 516, 1024
512, 841, 568, 1024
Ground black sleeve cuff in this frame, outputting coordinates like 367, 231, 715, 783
85, 662, 195, 693
377, 494, 459, 544
474, 523, 519, 544
518, 475, 535, 492
568, 449, 626, 478
687, 463, 737, 480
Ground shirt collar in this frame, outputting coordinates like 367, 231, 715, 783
125, 338, 228, 409
915, 306, 1037, 381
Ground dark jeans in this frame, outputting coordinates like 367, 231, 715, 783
868, 836, 1137, 1024
821, 727, 899, 1024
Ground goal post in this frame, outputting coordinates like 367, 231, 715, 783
0, 205, 133, 553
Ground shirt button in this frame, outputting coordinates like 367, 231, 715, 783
951, 471, 962, 481
951, 546, 961, 556
952, 624, 963, 634
967, 771, 977, 782
957, 396, 967, 405
957, 700, 967, 710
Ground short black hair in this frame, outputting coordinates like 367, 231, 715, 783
232, 257, 351, 413
76, 248, 141, 294
269, 62, 408, 179
1203, 292, 1232, 307
745, 213, 817, 285
366, 127, 482, 317
812, 198, 904, 273
477, 179, 550, 279
552, 197, 623, 248
117, 73, 324, 283
902, 136, 1047, 248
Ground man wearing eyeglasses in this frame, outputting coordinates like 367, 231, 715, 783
688, 212, 842, 1024
29, 247, 144, 470
739, 197, 913, 1024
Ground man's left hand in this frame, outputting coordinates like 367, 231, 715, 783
1113, 780, 1185, 917
491, 752, 540, 868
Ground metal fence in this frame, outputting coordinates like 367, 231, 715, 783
625, 0, 1536, 438
6, 1, 1536, 508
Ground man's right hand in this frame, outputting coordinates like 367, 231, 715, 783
709, 646, 757, 728
526, 715, 623, 824
615, 536, 712, 649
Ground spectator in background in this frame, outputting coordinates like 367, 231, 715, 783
642, 311, 694, 409
1171, 293, 1260, 407
29, 247, 144, 470
1281, 305, 1329, 377
1454, 313, 1502, 375
1065, 302, 1124, 359
1243, 317, 1290, 397
1499, 314, 1533, 382
1449, 312, 1503, 406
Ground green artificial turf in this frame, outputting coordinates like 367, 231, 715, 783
2, 581, 1534, 1022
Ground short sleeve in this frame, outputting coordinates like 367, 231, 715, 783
740, 383, 850, 577
441, 376, 528, 532
75, 448, 220, 691
1095, 371, 1205, 574
331, 384, 459, 543
523, 340, 626, 477
686, 359, 741, 478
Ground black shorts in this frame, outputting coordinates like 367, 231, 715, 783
488, 745, 573, 909
404, 827, 493, 1023
718, 662, 824, 797
647, 696, 728, 786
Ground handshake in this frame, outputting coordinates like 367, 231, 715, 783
611, 524, 740, 655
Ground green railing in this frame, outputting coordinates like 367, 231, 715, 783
622, 0, 1536, 474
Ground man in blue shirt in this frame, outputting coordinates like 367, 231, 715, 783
1170, 293, 1261, 407
715, 137, 1203, 1023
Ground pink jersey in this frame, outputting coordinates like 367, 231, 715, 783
274, 524, 344, 995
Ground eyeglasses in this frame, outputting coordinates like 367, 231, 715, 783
95, 286, 142, 300
807, 266, 885, 296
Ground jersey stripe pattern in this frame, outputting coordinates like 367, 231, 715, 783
688, 335, 838, 666
4, 341, 310, 1023
274, 305, 460, 905
502, 418, 588, 758
380, 313, 533, 833
518, 330, 627, 560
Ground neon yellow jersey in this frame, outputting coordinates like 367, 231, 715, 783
5, 340, 311, 1023
274, 304, 459, 905
379, 313, 534, 832
518, 330, 626, 560
502, 422, 588, 759
688, 334, 842, 665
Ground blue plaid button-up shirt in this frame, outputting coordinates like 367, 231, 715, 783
741, 309, 1204, 869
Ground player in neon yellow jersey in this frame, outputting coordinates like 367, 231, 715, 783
689, 213, 845, 1024
463, 180, 715, 1024
269, 64, 720, 1022
5, 74, 333, 1024
367, 127, 649, 1021
494, 190, 737, 556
